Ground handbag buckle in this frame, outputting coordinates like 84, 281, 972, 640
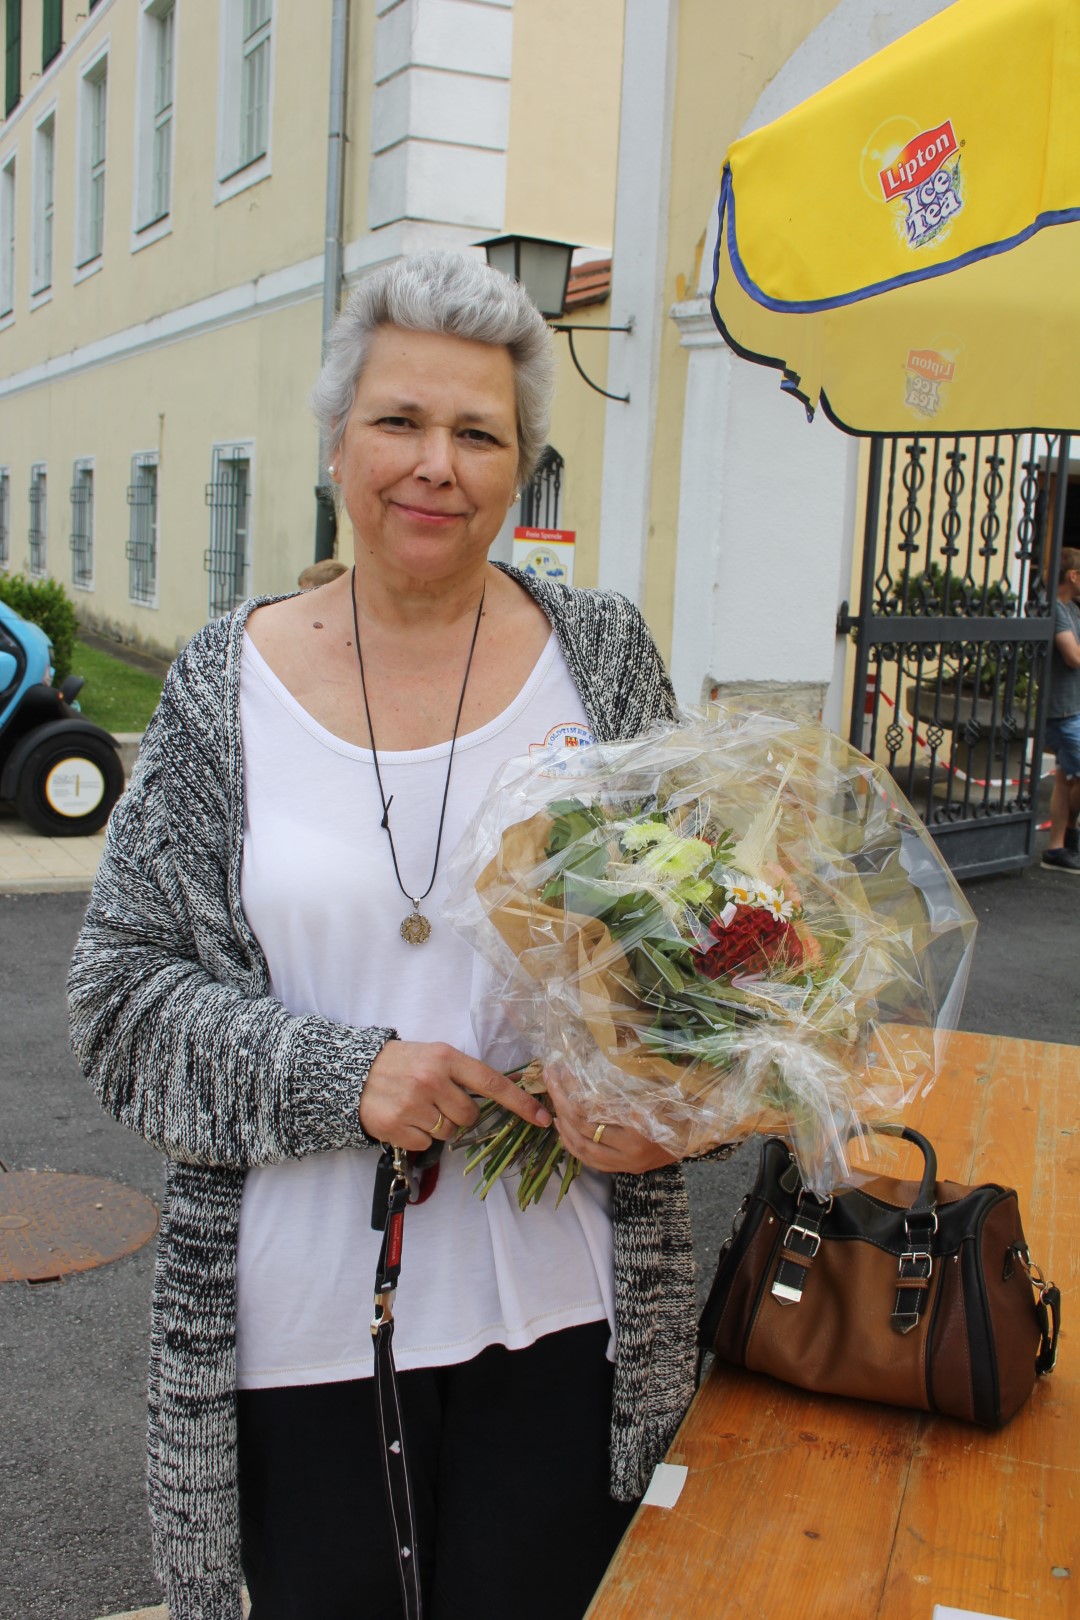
892, 1250, 933, 1334
784, 1221, 823, 1260
771, 1198, 832, 1305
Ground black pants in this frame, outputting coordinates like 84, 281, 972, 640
237, 1322, 637, 1620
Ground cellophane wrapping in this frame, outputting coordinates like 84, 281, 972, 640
443, 710, 977, 1195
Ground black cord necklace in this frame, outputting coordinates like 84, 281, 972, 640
350, 565, 487, 945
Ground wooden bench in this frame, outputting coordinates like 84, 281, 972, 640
588, 1031, 1077, 1620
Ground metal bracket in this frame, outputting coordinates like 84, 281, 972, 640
550, 321, 634, 403
836, 599, 859, 636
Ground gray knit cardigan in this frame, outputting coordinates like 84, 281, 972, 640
69, 567, 697, 1620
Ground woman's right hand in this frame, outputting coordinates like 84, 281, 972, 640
359, 1040, 552, 1151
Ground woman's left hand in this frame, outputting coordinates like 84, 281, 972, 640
544, 1071, 678, 1175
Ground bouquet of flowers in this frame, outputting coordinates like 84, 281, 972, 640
443, 710, 976, 1199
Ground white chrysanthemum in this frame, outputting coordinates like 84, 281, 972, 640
720, 871, 756, 906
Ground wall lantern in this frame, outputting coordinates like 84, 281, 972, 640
479, 233, 633, 403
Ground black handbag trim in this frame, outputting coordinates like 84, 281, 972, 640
697, 1138, 789, 1354
962, 1196, 1003, 1428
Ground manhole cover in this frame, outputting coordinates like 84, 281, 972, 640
0, 1169, 158, 1283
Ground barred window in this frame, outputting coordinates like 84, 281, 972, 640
127, 452, 159, 605
521, 445, 564, 529
70, 460, 94, 590
0, 468, 10, 569
28, 463, 46, 576
205, 445, 252, 617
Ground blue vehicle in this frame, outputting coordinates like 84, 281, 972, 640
0, 599, 124, 835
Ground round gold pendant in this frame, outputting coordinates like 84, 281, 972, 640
401, 909, 432, 945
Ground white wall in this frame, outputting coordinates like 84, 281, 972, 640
669, 0, 959, 720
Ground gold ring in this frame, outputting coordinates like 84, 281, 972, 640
592, 1122, 607, 1145
432, 1110, 446, 1137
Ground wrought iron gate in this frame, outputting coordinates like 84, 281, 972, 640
521, 444, 563, 529
841, 432, 1071, 878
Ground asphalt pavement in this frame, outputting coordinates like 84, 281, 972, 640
0, 856, 1077, 1619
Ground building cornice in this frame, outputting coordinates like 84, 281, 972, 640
0, 253, 324, 400
669, 297, 722, 348
0, 220, 499, 400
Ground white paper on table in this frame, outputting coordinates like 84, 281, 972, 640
640, 1462, 688, 1509
932, 1606, 1016, 1620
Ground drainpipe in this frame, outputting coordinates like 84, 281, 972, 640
314, 0, 350, 563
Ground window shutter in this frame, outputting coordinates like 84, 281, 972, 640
42, 0, 61, 69
5, 0, 22, 117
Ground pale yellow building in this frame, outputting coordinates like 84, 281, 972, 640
0, 0, 622, 655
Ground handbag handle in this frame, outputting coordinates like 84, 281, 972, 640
871, 1123, 938, 1217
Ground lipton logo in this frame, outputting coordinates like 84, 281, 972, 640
879, 121, 958, 199
907, 349, 955, 383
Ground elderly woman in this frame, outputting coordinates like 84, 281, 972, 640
69, 253, 701, 1620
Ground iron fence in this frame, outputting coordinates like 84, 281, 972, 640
843, 432, 1070, 877
521, 445, 563, 530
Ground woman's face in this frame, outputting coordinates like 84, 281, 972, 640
334, 325, 520, 585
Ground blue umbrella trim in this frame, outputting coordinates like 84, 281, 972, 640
715, 164, 1080, 316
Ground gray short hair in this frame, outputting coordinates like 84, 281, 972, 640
311, 251, 555, 482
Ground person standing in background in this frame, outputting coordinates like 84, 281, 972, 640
1041, 545, 1080, 873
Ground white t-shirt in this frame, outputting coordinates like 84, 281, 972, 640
235, 629, 615, 1389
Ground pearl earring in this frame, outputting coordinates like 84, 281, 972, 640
328, 464, 336, 477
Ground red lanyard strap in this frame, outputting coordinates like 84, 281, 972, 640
371, 1146, 423, 1620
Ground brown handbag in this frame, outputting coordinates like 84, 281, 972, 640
698, 1126, 1060, 1427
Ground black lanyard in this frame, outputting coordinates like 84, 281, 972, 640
371, 1146, 423, 1620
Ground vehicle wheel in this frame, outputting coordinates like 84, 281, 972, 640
14, 733, 125, 836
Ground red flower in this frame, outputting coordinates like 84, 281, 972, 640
693, 905, 804, 980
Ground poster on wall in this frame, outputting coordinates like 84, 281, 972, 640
512, 527, 576, 587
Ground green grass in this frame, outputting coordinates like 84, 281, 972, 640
70, 637, 164, 733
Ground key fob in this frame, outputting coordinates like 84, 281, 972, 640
370, 1149, 397, 1232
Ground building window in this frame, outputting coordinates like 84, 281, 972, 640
42, 0, 61, 69
77, 55, 108, 268
70, 460, 94, 590
205, 444, 252, 616
0, 155, 14, 318
4, 0, 20, 118
0, 468, 10, 569
32, 112, 55, 294
218, 0, 273, 188
28, 462, 46, 576
135, 0, 175, 233
127, 451, 159, 605
240, 0, 271, 169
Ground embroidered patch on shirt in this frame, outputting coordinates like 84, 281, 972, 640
529, 721, 596, 759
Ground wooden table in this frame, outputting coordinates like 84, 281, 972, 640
588, 1031, 1078, 1620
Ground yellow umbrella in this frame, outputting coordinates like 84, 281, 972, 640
712, 0, 1080, 433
